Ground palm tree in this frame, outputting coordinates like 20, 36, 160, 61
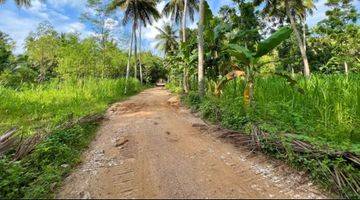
0, 0, 31, 7
155, 23, 178, 55
162, 0, 198, 43
108, 0, 160, 85
163, 0, 198, 93
254, 0, 315, 77
198, 0, 205, 97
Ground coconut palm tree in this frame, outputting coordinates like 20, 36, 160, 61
162, 0, 198, 43
162, 0, 198, 93
155, 23, 178, 55
198, 0, 205, 97
0, 0, 31, 7
108, 0, 160, 85
254, 0, 316, 77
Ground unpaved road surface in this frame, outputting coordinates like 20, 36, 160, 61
57, 88, 327, 199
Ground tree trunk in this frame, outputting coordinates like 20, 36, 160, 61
198, 0, 205, 97
101, 25, 106, 79
182, 0, 188, 43
344, 61, 349, 76
285, 0, 311, 78
182, 0, 189, 93
139, 23, 143, 85
126, 26, 135, 80
243, 66, 254, 108
133, 22, 138, 80
183, 68, 189, 93
125, 25, 135, 94
301, 16, 307, 52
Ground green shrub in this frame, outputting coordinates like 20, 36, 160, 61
0, 78, 141, 136
182, 91, 202, 111
177, 73, 360, 198
0, 78, 142, 198
165, 82, 182, 93
0, 123, 98, 199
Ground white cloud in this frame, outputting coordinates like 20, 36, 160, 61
67, 22, 86, 33
105, 18, 119, 30
0, 10, 40, 54
0, 0, 91, 54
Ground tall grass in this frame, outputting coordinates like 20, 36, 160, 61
252, 74, 360, 151
179, 74, 360, 197
194, 74, 360, 153
0, 78, 141, 198
0, 78, 141, 136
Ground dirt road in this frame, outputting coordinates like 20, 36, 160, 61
57, 88, 327, 199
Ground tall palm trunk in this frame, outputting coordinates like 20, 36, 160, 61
285, 0, 311, 78
182, 0, 188, 42
139, 22, 143, 84
125, 26, 135, 94
133, 21, 138, 80
198, 0, 205, 97
182, 0, 189, 93
302, 16, 307, 52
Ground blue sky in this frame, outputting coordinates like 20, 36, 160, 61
0, 0, 359, 54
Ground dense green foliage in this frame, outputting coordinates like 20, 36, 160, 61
0, 22, 163, 87
183, 75, 360, 152
180, 74, 360, 197
0, 123, 99, 198
1, 0, 359, 198
0, 1, 162, 198
164, 0, 360, 198
0, 78, 141, 135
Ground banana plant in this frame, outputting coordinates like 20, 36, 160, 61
217, 26, 294, 107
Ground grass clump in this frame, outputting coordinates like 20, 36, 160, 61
0, 123, 98, 198
0, 78, 142, 198
0, 78, 141, 136
180, 73, 360, 197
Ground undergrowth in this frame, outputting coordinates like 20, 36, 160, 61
0, 78, 141, 135
179, 74, 360, 198
0, 123, 98, 198
0, 78, 142, 198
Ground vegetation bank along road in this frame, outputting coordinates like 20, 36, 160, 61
57, 87, 327, 199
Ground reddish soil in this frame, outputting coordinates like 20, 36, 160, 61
57, 88, 327, 199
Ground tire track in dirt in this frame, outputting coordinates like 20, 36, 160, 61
57, 88, 328, 199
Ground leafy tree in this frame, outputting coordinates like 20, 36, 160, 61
81, 0, 118, 78
25, 22, 59, 82
225, 1, 262, 51
313, 0, 359, 74
0, 32, 13, 72
140, 52, 166, 84
219, 5, 238, 24
254, 0, 316, 77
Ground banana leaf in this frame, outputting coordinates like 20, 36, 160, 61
255, 26, 292, 58
227, 44, 254, 65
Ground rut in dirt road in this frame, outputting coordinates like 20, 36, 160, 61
57, 88, 328, 199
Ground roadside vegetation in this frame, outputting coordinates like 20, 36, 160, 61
0, 0, 359, 198
0, 0, 163, 198
164, 0, 359, 198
